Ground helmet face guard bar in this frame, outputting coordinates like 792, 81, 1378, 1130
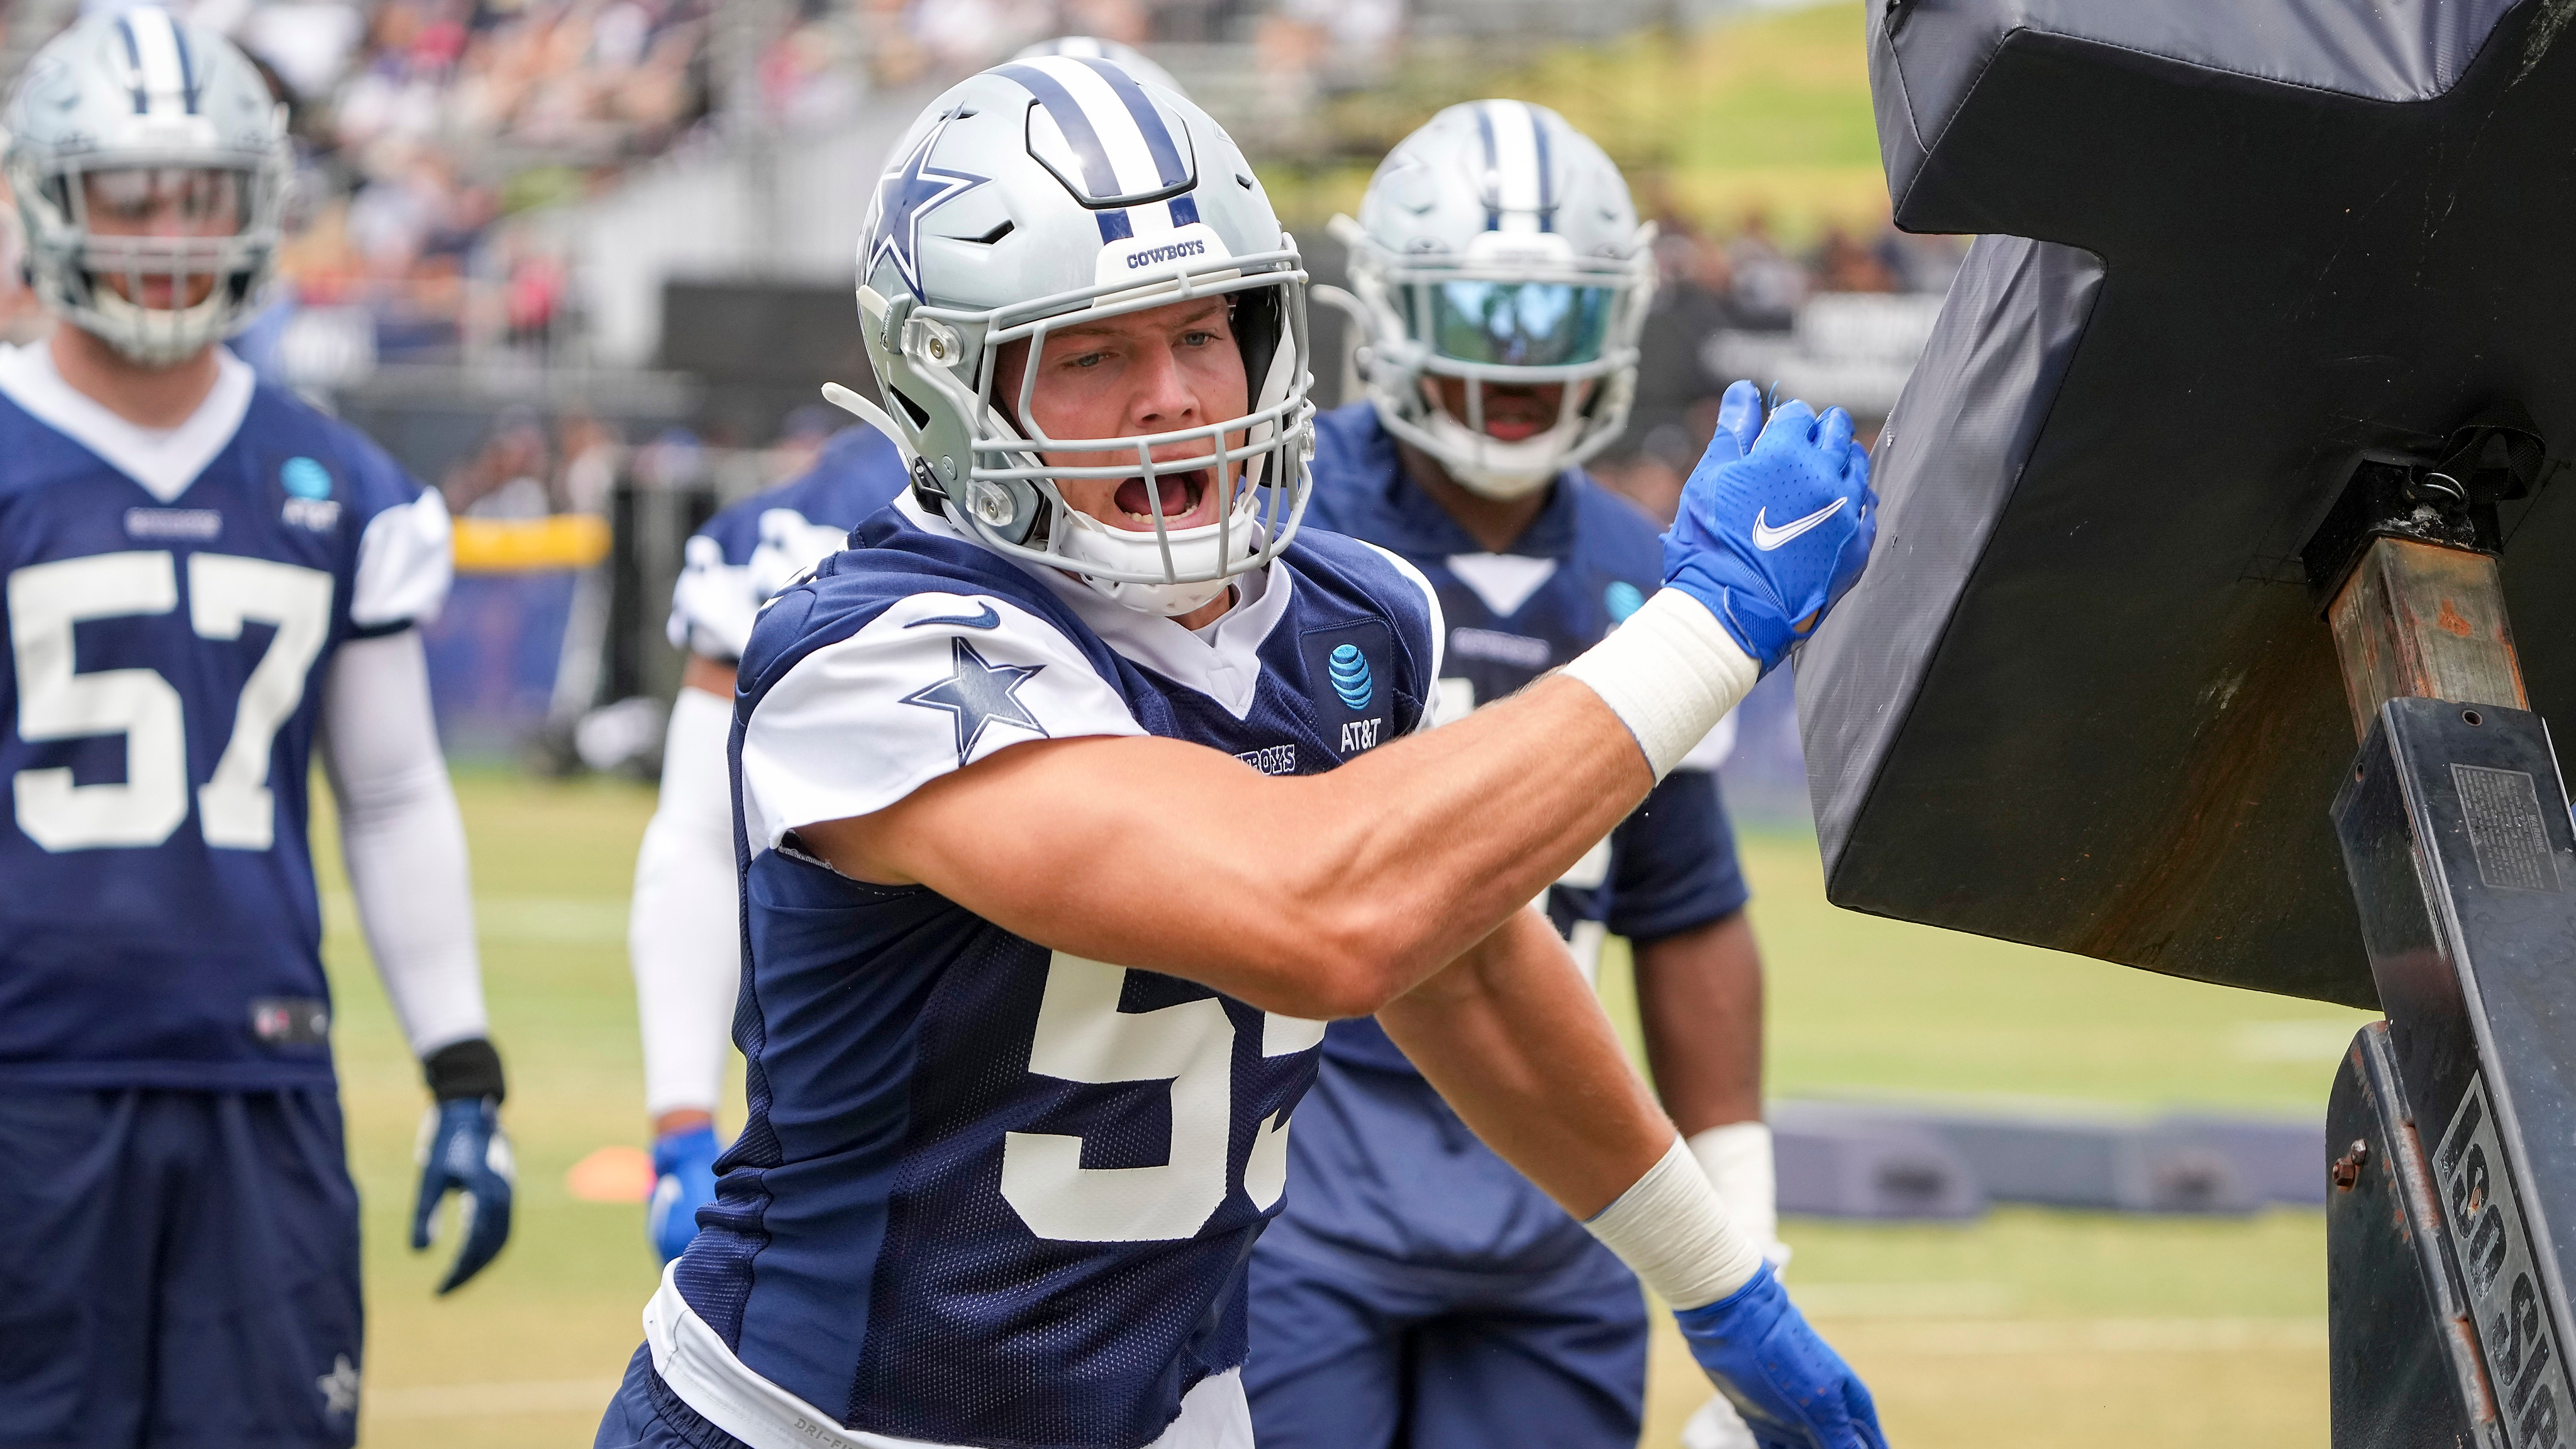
904, 245, 1318, 587
14, 152, 287, 366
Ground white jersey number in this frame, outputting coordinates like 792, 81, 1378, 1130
1002, 952, 1326, 1243
9, 551, 335, 853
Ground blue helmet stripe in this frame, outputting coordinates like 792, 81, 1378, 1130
1474, 104, 1501, 231
173, 23, 198, 113
115, 16, 147, 114
1096, 208, 1136, 243
1167, 194, 1201, 228
1526, 103, 1554, 231
1069, 57, 1189, 189
997, 64, 1123, 202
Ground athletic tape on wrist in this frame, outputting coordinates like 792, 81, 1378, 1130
1584, 1136, 1765, 1310
1689, 1120, 1789, 1271
1560, 588, 1758, 779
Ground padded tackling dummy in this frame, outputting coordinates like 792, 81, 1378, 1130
1798, 0, 2576, 1006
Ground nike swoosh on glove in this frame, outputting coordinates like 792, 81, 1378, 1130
1662, 385, 1876, 672
649, 1123, 724, 1264
413, 1096, 514, 1294
1677, 1263, 1889, 1449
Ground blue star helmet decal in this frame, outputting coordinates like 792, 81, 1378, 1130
864, 109, 991, 301
901, 636, 1049, 763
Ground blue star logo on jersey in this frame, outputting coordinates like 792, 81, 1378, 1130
1328, 643, 1374, 710
865, 110, 990, 301
902, 636, 1048, 763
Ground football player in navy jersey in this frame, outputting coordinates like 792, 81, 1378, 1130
0, 11, 509, 1446
631, 36, 1190, 1267
634, 422, 907, 1263
596, 57, 1882, 1449
1252, 103, 1781, 1449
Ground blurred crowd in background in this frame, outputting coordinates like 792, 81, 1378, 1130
0, 0, 1948, 770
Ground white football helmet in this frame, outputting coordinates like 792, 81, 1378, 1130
3, 7, 291, 367
1009, 35, 1187, 99
852, 57, 1312, 617
1335, 101, 1655, 499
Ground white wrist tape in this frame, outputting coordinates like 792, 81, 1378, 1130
1584, 1136, 1765, 1309
1690, 1121, 1789, 1272
1561, 588, 1759, 779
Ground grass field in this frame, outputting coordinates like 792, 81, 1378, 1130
318, 772, 2372, 1447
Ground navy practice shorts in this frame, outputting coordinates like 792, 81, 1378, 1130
596, 1345, 751, 1449
0, 1088, 363, 1448
1246, 1216, 1648, 1449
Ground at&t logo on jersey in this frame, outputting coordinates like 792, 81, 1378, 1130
1301, 622, 1395, 760
279, 456, 341, 532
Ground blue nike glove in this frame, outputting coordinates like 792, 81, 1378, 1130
411, 1096, 514, 1295
1663, 381, 1876, 672
1677, 1263, 1887, 1449
648, 1123, 723, 1264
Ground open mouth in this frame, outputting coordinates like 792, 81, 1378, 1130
1113, 468, 1215, 530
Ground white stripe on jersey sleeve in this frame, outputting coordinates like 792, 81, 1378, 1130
350, 487, 454, 628
1354, 541, 1448, 732
739, 591, 1145, 850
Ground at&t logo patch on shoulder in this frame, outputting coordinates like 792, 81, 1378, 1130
279, 455, 341, 531
1301, 620, 1396, 760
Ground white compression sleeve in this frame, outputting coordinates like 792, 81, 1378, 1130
630, 684, 744, 1121
1559, 589, 1760, 779
1690, 1121, 1789, 1270
319, 630, 489, 1057
1584, 1136, 1767, 1309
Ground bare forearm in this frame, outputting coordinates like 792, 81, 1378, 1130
1636, 912, 1765, 1135
815, 674, 1654, 1015
1377, 908, 1675, 1219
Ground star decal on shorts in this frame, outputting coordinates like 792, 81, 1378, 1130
902, 636, 1048, 763
863, 108, 990, 301
316, 1353, 360, 1417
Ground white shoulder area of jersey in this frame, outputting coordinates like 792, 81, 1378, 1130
352, 486, 454, 628
667, 533, 760, 660
737, 588, 1145, 852
0, 341, 254, 504
893, 488, 1296, 721
1354, 540, 1446, 731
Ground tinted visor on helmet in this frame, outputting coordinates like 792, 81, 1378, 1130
1424, 280, 1615, 367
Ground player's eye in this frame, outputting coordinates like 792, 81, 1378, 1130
1179, 330, 1217, 348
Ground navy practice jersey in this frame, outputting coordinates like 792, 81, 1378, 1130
662, 491, 1441, 1448
665, 425, 909, 663
0, 345, 450, 1089
1303, 402, 1748, 1079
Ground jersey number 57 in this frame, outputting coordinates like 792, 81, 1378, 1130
9, 550, 333, 852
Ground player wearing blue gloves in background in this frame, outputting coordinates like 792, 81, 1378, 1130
630, 34, 1192, 1265
597, 57, 1879, 1449
0, 13, 509, 1445
1255, 101, 1792, 1449
631, 421, 906, 1262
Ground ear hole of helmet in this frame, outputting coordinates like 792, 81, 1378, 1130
1230, 290, 1285, 407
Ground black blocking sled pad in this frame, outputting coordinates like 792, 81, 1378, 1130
1796, 0, 2576, 1007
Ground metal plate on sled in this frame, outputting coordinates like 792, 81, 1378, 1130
1796, 0, 2576, 1005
